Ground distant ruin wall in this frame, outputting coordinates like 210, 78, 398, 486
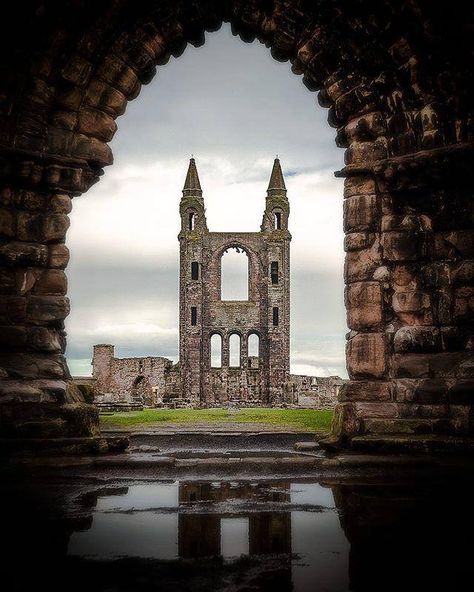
290, 375, 343, 409
76, 344, 342, 409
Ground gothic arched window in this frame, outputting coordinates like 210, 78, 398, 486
210, 334, 222, 368
229, 333, 241, 367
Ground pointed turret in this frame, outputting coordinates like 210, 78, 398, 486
183, 157, 202, 196
179, 157, 207, 234
261, 157, 290, 233
267, 157, 286, 193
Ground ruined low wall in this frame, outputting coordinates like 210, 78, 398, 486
84, 344, 341, 409
289, 375, 343, 409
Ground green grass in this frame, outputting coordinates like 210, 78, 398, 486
100, 407, 334, 432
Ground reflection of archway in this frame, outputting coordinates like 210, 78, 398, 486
131, 375, 148, 405
1, 3, 472, 452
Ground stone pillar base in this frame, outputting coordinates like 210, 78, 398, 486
0, 402, 100, 439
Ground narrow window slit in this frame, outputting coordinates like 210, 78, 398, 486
274, 212, 281, 230
273, 307, 279, 326
270, 261, 279, 284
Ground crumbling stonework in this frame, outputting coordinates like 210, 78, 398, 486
179, 158, 291, 405
0, 2, 472, 451
91, 344, 180, 407
86, 161, 341, 409
290, 375, 343, 409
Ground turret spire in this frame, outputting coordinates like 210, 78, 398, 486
267, 157, 286, 192
183, 157, 202, 196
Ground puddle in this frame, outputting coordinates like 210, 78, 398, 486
3, 473, 474, 591
69, 480, 349, 590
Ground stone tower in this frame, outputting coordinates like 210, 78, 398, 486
179, 158, 291, 406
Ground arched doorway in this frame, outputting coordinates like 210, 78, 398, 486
0, 2, 472, 451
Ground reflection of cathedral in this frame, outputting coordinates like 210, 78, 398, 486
178, 482, 291, 559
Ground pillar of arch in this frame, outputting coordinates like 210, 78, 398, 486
0, 2, 472, 451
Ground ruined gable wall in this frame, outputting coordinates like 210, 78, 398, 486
92, 344, 171, 406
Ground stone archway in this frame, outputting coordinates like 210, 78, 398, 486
0, 1, 472, 451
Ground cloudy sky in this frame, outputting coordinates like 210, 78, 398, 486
66, 24, 347, 378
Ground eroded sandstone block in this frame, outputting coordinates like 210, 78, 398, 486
347, 333, 387, 378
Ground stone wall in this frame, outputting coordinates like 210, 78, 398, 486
290, 375, 343, 409
179, 158, 291, 406
91, 344, 180, 407
86, 344, 340, 409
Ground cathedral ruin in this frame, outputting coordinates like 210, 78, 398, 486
87, 158, 341, 408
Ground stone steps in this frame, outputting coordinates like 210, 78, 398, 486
351, 434, 474, 453
363, 418, 452, 435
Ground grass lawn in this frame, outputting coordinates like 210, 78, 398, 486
100, 407, 334, 432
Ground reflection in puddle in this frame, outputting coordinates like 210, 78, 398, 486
68, 480, 349, 590
5, 475, 473, 592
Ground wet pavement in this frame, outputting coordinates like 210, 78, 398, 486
2, 450, 474, 592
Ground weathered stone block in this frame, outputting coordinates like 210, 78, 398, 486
0, 353, 67, 379
22, 191, 47, 211
41, 213, 70, 242
0, 267, 15, 293
0, 326, 27, 348
15, 268, 38, 295
346, 138, 388, 164
382, 231, 421, 261
345, 238, 381, 282
343, 176, 376, 198
339, 380, 391, 401
393, 354, 431, 378
77, 108, 117, 142
391, 264, 417, 288
392, 290, 430, 313
0, 296, 26, 323
394, 327, 441, 353
453, 287, 474, 322
330, 402, 361, 439
34, 270, 67, 295
0, 241, 48, 266
363, 418, 441, 435
394, 379, 448, 403
434, 231, 474, 259
26, 295, 70, 323
0, 208, 15, 237
344, 232, 375, 251
347, 333, 387, 378
50, 194, 72, 214
16, 211, 42, 241
441, 327, 474, 351
0, 380, 44, 401
343, 194, 378, 231
451, 260, 474, 285
49, 244, 70, 268
96, 55, 140, 97
354, 402, 399, 418
85, 80, 127, 117
62, 55, 92, 86
346, 281, 383, 329
72, 134, 113, 166
421, 262, 451, 289
344, 111, 387, 141
52, 110, 78, 131
27, 327, 64, 352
